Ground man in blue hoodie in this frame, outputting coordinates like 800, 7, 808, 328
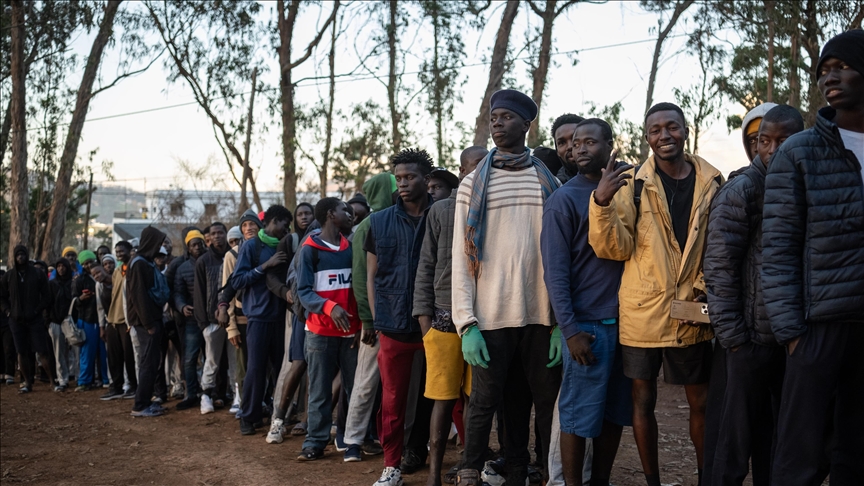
230, 205, 292, 435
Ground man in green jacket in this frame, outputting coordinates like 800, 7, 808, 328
342, 172, 396, 460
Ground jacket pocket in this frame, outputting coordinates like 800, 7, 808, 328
375, 288, 410, 332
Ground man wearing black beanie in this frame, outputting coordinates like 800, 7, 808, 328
762, 29, 864, 486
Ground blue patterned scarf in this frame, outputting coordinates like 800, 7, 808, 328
465, 147, 560, 277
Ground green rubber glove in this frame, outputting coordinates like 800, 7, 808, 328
547, 326, 563, 368
462, 324, 490, 369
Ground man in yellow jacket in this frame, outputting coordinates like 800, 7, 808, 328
588, 102, 722, 486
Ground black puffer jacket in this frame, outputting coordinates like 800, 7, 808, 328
194, 247, 226, 329
705, 157, 774, 348
762, 107, 864, 345
172, 255, 197, 326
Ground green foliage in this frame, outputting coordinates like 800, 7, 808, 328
586, 102, 643, 165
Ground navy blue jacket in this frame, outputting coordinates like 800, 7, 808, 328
540, 173, 623, 339
369, 196, 432, 334
230, 236, 285, 322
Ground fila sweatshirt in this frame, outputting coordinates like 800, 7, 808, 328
297, 234, 362, 337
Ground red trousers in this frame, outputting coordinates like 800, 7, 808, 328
377, 333, 425, 467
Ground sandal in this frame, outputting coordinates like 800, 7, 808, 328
291, 421, 307, 436
443, 465, 459, 484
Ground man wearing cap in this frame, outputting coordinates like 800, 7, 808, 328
762, 29, 864, 485
347, 193, 371, 228
452, 89, 562, 484
427, 168, 460, 203
174, 229, 207, 410
0, 245, 55, 393
414, 146, 485, 485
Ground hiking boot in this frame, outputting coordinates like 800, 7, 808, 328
266, 418, 284, 444
343, 444, 362, 462
176, 397, 199, 410
362, 440, 384, 456
200, 394, 215, 415
400, 449, 426, 475
100, 390, 124, 401
239, 418, 257, 436
296, 447, 324, 462
374, 467, 403, 486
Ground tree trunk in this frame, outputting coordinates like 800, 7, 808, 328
0, 98, 11, 162
41, 0, 122, 263
321, 18, 337, 198
788, 25, 800, 109
800, 0, 821, 126
432, 5, 444, 165
640, 0, 694, 162
472, 1, 520, 147
387, 0, 402, 152
83, 172, 93, 250
277, 0, 339, 209
240, 67, 258, 213
765, 1, 775, 102
8, 0, 29, 266
527, 1, 556, 148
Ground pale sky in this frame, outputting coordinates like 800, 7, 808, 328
70, 1, 757, 197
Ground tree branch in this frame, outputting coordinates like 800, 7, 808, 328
283, 1, 341, 73
90, 47, 165, 98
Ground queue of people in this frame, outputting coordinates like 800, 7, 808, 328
1, 30, 863, 486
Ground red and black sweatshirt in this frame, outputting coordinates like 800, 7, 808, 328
296, 234, 361, 337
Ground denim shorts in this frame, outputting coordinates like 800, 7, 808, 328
559, 320, 633, 438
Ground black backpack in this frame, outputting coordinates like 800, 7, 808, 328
286, 245, 319, 322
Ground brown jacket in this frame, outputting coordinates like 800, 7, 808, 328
588, 153, 722, 348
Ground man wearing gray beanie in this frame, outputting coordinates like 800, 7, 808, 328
762, 29, 864, 486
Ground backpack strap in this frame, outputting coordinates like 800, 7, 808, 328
229, 248, 237, 258
292, 233, 299, 253
633, 164, 644, 215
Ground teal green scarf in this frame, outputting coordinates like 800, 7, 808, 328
258, 229, 279, 248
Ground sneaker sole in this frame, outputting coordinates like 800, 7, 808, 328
200, 409, 215, 415
265, 436, 283, 444
343, 456, 362, 463
100, 395, 124, 401
335, 444, 348, 452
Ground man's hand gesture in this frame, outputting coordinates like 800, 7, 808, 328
261, 251, 287, 270
593, 150, 631, 207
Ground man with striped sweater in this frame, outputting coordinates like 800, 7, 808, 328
452, 89, 563, 485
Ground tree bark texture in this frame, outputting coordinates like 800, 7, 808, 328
41, 0, 122, 263
278, 0, 339, 209
321, 18, 337, 199
472, 1, 520, 147
640, 0, 694, 162
765, 1, 775, 102
527, 1, 556, 147
240, 67, 258, 213
8, 0, 29, 266
387, 0, 402, 152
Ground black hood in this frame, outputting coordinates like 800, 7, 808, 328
13, 245, 28, 268
138, 226, 167, 261
54, 258, 73, 282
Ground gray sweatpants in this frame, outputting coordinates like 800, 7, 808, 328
48, 322, 70, 387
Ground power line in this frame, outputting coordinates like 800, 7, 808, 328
21, 32, 701, 132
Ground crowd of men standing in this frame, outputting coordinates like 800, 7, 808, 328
1, 30, 863, 486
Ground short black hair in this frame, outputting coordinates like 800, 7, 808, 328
314, 197, 343, 226
551, 113, 585, 143
574, 118, 614, 142
762, 105, 805, 133
97, 245, 110, 252
115, 241, 133, 252
391, 148, 434, 175
210, 222, 227, 233
263, 204, 293, 225
202, 225, 211, 235
645, 102, 686, 126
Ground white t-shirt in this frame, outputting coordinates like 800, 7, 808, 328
838, 127, 864, 182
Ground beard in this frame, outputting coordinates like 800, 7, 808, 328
578, 156, 607, 176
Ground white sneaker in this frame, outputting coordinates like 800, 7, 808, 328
266, 418, 285, 444
373, 467, 403, 486
230, 383, 241, 413
481, 461, 505, 486
200, 394, 215, 415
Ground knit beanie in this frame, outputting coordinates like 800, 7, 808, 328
78, 250, 97, 265
62, 246, 77, 257
227, 226, 242, 242
817, 29, 864, 77
239, 208, 263, 230
490, 89, 538, 121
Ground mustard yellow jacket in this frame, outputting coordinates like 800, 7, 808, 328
588, 154, 723, 348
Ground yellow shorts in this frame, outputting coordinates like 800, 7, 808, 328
423, 328, 472, 400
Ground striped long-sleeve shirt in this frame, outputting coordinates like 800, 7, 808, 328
451, 166, 554, 335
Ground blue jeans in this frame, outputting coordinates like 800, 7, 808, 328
77, 320, 107, 386
302, 331, 358, 450
184, 323, 204, 398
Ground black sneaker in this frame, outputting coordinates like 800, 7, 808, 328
122, 389, 137, 399
175, 397, 200, 411
400, 448, 426, 475
297, 447, 324, 462
100, 390, 125, 401
239, 418, 257, 436
362, 440, 384, 456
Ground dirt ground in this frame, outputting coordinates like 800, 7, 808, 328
2, 380, 725, 486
